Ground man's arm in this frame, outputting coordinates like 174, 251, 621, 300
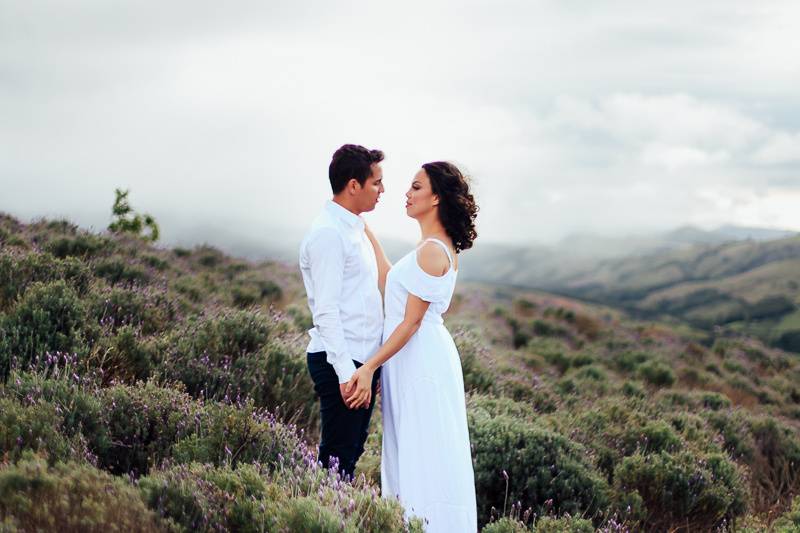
307, 229, 357, 385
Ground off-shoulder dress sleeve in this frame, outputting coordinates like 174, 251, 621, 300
397, 249, 450, 303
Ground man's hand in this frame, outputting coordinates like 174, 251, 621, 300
345, 366, 375, 409
339, 383, 354, 407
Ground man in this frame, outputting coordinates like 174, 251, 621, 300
299, 143, 385, 479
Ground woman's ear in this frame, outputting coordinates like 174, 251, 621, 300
432, 194, 440, 206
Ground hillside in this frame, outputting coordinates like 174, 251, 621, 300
556, 236, 800, 352
2, 212, 800, 532
462, 233, 800, 353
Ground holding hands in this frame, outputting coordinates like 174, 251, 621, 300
345, 364, 377, 409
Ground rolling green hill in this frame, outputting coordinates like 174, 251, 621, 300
2, 212, 800, 532
555, 236, 800, 352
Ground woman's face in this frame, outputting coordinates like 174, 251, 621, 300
405, 168, 438, 219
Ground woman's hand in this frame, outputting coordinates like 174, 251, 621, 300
345, 365, 375, 409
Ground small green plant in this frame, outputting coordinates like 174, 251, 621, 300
108, 189, 160, 242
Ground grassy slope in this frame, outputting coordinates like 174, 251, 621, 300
2, 213, 800, 531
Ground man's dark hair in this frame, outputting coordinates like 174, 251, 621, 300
329, 144, 384, 194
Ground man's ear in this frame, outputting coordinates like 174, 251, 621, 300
347, 178, 361, 195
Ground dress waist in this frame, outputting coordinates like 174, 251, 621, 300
385, 313, 443, 326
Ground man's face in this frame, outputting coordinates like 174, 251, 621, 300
356, 162, 384, 212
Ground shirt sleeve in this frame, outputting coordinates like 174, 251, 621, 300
306, 228, 357, 383
398, 250, 450, 303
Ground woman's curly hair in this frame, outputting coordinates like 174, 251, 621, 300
422, 161, 478, 253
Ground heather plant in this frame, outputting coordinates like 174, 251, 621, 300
0, 280, 88, 381
454, 327, 498, 394
637, 359, 676, 387
772, 496, 800, 532
98, 381, 201, 476
0, 398, 84, 464
87, 285, 179, 335
43, 232, 113, 259
0, 454, 167, 532
92, 255, 151, 285
172, 400, 304, 469
468, 396, 610, 526
89, 325, 157, 382
612, 450, 747, 531
140, 458, 424, 532
0, 251, 91, 310
4, 367, 110, 456
159, 310, 317, 428
532, 515, 595, 532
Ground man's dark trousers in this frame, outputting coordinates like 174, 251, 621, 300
307, 351, 381, 480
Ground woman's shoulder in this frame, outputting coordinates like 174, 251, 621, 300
415, 240, 452, 277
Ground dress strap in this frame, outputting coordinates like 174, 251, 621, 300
420, 238, 454, 270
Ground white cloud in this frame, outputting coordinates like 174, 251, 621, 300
753, 133, 800, 165
1, 0, 799, 247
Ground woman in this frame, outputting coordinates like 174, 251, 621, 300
346, 161, 479, 532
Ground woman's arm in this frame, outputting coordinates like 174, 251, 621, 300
345, 243, 451, 408
345, 294, 430, 408
364, 223, 392, 295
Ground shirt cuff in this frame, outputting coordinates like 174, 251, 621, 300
331, 358, 358, 384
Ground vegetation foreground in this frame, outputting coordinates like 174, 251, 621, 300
1, 212, 800, 532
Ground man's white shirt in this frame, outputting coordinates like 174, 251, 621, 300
299, 200, 384, 383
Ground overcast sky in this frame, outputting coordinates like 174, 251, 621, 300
2, 1, 799, 249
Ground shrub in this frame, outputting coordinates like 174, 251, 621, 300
482, 517, 529, 533
0, 251, 91, 310
43, 232, 112, 259
158, 312, 316, 427
87, 285, 178, 335
93, 256, 150, 285
98, 381, 201, 476
139, 461, 423, 533
773, 496, 800, 532
469, 405, 610, 526
533, 515, 594, 532
637, 360, 676, 387
0, 398, 83, 464
0, 280, 88, 381
612, 351, 650, 373
747, 416, 800, 510
454, 328, 497, 394
172, 401, 303, 469
89, 325, 157, 382
232, 279, 283, 308
612, 450, 747, 531
0, 454, 165, 532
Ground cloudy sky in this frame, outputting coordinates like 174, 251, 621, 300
2, 0, 799, 250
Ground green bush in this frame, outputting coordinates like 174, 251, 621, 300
773, 495, 800, 532
532, 515, 594, 532
469, 402, 609, 526
87, 285, 178, 335
482, 517, 529, 533
231, 279, 283, 308
139, 461, 423, 533
638, 360, 676, 387
454, 328, 497, 394
172, 401, 303, 469
0, 251, 91, 310
43, 232, 113, 259
90, 325, 157, 382
93, 255, 150, 285
0, 398, 83, 464
98, 382, 201, 476
612, 351, 650, 373
612, 450, 747, 531
159, 312, 316, 427
0, 280, 88, 381
0, 454, 165, 532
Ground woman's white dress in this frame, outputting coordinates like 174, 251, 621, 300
380, 238, 477, 533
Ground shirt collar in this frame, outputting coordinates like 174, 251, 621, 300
326, 200, 365, 230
